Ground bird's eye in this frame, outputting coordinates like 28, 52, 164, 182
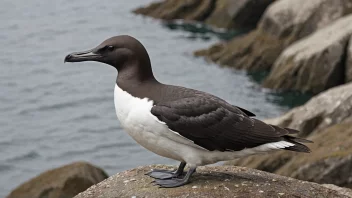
107, 45, 114, 51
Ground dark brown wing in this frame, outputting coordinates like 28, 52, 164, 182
151, 96, 310, 152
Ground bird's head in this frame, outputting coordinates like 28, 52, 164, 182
64, 35, 153, 80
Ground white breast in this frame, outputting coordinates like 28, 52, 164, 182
113, 84, 206, 163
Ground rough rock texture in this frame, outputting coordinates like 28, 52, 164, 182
323, 184, 352, 197
227, 83, 352, 188
74, 165, 352, 198
7, 162, 108, 198
263, 82, 352, 136
232, 120, 352, 188
205, 0, 275, 29
133, 0, 215, 22
263, 15, 352, 94
195, 0, 352, 71
133, 0, 274, 29
346, 36, 352, 82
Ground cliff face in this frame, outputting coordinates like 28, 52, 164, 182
74, 165, 352, 198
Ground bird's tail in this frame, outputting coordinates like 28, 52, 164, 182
282, 135, 313, 153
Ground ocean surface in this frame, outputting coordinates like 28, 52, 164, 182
0, 0, 309, 196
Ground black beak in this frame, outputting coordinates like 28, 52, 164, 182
64, 49, 101, 63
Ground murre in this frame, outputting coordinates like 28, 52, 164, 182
64, 35, 312, 188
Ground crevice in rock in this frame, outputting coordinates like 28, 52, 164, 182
199, 0, 216, 22
325, 38, 349, 91
300, 114, 323, 137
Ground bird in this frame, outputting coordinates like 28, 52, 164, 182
64, 35, 312, 188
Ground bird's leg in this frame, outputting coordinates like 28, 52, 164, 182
153, 166, 197, 188
145, 162, 186, 180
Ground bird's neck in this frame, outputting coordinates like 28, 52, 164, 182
116, 61, 160, 98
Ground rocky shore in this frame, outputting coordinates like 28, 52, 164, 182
135, 0, 352, 94
8, 1, 352, 197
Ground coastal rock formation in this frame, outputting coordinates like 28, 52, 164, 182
6, 162, 108, 198
229, 83, 352, 188
133, 0, 215, 22
264, 82, 352, 137
74, 165, 352, 198
234, 119, 352, 188
195, 0, 352, 71
133, 0, 274, 29
346, 36, 352, 82
263, 15, 352, 94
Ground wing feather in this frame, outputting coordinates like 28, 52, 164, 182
151, 96, 310, 152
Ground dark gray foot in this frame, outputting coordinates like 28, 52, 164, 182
153, 177, 190, 188
145, 169, 182, 180
153, 166, 197, 188
146, 162, 186, 180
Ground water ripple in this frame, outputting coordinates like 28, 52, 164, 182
7, 151, 40, 163
0, 164, 14, 172
18, 96, 110, 115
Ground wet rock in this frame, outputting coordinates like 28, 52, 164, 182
133, 0, 274, 29
6, 162, 108, 198
195, 0, 352, 71
263, 15, 352, 94
74, 165, 352, 198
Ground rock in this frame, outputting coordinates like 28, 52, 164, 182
205, 0, 275, 29
195, 0, 352, 71
133, 0, 274, 29
227, 83, 352, 188
231, 120, 352, 188
275, 120, 352, 188
263, 15, 352, 94
74, 165, 352, 198
323, 184, 352, 197
133, 0, 215, 22
6, 162, 108, 198
263, 82, 352, 137
346, 36, 352, 82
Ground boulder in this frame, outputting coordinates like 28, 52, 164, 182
231, 123, 352, 188
263, 15, 352, 94
346, 36, 352, 82
74, 165, 352, 198
133, 0, 274, 29
195, 0, 352, 71
6, 162, 108, 198
133, 0, 215, 21
277, 120, 352, 188
205, 0, 275, 29
263, 82, 352, 137
227, 83, 352, 188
